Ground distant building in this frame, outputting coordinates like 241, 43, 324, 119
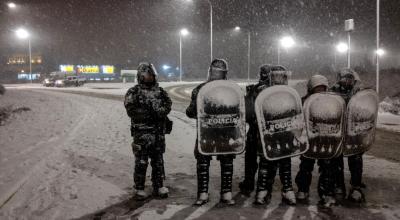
1, 53, 45, 83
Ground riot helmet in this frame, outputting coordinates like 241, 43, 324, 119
307, 74, 329, 94
269, 65, 290, 86
259, 64, 272, 85
337, 68, 360, 90
208, 59, 228, 81
137, 62, 158, 86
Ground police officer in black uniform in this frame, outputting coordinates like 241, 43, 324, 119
242, 64, 297, 205
186, 59, 236, 206
295, 74, 336, 207
331, 68, 365, 203
124, 62, 172, 200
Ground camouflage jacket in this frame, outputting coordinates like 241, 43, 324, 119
124, 83, 172, 134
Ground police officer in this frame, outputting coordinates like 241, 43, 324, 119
124, 62, 172, 200
244, 64, 296, 205
331, 68, 365, 203
295, 74, 336, 207
186, 59, 236, 206
238, 65, 271, 195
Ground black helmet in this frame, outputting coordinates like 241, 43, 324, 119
137, 62, 158, 85
337, 68, 360, 82
259, 64, 272, 84
208, 59, 228, 81
270, 65, 290, 86
337, 68, 360, 90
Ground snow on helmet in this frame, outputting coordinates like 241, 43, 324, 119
337, 68, 360, 82
269, 65, 291, 86
208, 58, 228, 81
307, 74, 329, 92
137, 62, 158, 85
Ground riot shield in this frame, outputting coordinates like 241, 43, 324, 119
303, 93, 346, 159
196, 80, 246, 155
255, 85, 308, 160
344, 89, 379, 156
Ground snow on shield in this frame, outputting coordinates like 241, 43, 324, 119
344, 89, 379, 156
255, 85, 308, 160
303, 93, 346, 159
197, 80, 246, 155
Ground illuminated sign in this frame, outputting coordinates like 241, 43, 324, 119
60, 65, 74, 72
77, 65, 100, 74
102, 65, 114, 74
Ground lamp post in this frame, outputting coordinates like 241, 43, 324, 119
375, 48, 385, 92
16, 28, 32, 83
344, 19, 354, 68
179, 28, 189, 82
234, 26, 251, 82
376, 0, 380, 94
278, 36, 295, 65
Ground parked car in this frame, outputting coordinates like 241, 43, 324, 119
42, 78, 55, 87
55, 76, 86, 87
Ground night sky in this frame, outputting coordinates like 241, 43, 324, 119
0, 0, 399, 79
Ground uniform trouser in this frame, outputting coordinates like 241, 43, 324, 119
243, 139, 258, 187
196, 154, 235, 195
295, 156, 335, 198
317, 159, 335, 197
295, 156, 315, 193
256, 157, 293, 193
134, 150, 165, 191
332, 153, 363, 189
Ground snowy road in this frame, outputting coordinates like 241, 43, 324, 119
0, 83, 400, 219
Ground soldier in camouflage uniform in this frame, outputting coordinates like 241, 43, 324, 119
186, 59, 236, 206
331, 68, 366, 203
124, 62, 172, 200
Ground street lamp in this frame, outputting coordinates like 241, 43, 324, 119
184, 0, 213, 62
16, 28, 32, 83
179, 28, 189, 82
7, 2, 16, 8
334, 42, 348, 68
277, 36, 295, 65
376, 48, 385, 56
336, 42, 348, 53
234, 26, 251, 82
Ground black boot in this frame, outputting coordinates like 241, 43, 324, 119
279, 158, 296, 205
332, 155, 346, 199
317, 159, 336, 208
295, 156, 315, 201
151, 154, 168, 199
348, 187, 365, 203
254, 158, 276, 205
240, 139, 258, 195
348, 154, 364, 189
220, 156, 235, 205
194, 156, 211, 206
134, 153, 149, 200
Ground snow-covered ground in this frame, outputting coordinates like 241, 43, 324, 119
1, 83, 400, 219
